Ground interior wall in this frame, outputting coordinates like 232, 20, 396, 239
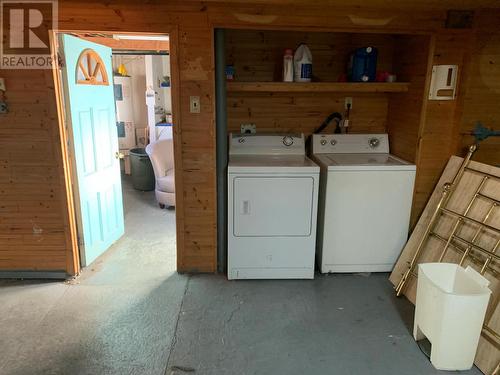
225, 30, 395, 82
145, 55, 173, 142
0, 69, 77, 273
459, 10, 500, 166
225, 29, 397, 136
228, 93, 388, 135
148, 55, 172, 115
112, 55, 148, 128
2, 0, 498, 276
386, 35, 431, 165
410, 31, 473, 226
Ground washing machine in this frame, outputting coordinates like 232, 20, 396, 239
228, 133, 320, 280
311, 133, 416, 273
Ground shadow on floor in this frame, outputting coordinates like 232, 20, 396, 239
0, 175, 182, 375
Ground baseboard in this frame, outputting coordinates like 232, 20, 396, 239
0, 270, 69, 279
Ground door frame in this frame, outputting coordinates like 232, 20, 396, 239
50, 28, 184, 274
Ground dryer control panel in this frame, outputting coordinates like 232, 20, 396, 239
229, 133, 305, 156
311, 134, 389, 154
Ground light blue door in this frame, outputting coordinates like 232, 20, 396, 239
61, 34, 124, 266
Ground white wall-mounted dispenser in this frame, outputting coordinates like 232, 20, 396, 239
429, 65, 458, 100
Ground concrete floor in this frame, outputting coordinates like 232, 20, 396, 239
0, 178, 482, 375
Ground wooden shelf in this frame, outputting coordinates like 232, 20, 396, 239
227, 81, 410, 93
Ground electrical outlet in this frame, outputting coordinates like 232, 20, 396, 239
241, 123, 256, 134
345, 97, 353, 109
190, 96, 200, 113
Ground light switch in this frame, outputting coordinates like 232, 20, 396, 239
190, 96, 200, 113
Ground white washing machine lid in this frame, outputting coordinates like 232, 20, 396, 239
228, 155, 319, 174
314, 153, 416, 171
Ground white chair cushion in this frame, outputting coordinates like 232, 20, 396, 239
157, 172, 175, 193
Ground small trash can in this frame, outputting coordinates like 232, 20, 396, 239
129, 148, 155, 191
413, 263, 491, 371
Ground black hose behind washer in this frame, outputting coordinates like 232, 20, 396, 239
314, 112, 343, 134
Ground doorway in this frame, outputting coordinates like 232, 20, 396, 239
52, 31, 180, 272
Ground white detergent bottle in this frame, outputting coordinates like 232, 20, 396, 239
293, 44, 312, 82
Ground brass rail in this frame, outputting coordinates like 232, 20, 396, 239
395, 145, 477, 296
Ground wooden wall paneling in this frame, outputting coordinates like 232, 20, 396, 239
227, 82, 409, 93
57, 3, 218, 273
226, 30, 350, 82
177, 15, 218, 272
227, 92, 388, 136
3, 0, 496, 275
387, 34, 434, 227
208, 3, 447, 33
225, 29, 396, 83
459, 10, 500, 167
387, 35, 432, 165
58, 2, 219, 274
225, 29, 400, 137
197, 0, 499, 11
410, 31, 473, 227
0, 66, 75, 273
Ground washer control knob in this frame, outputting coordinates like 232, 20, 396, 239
283, 136, 294, 147
238, 138, 245, 143
369, 137, 380, 148
330, 139, 337, 146
320, 139, 327, 146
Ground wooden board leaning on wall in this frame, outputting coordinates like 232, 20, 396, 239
389, 156, 500, 375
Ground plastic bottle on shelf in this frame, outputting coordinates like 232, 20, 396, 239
283, 49, 294, 82
293, 44, 312, 82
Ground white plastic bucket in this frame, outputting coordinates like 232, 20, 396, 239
413, 263, 491, 371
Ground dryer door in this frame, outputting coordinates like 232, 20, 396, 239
233, 176, 314, 237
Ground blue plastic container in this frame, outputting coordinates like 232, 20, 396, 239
348, 47, 378, 82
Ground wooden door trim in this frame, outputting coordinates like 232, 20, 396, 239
50, 28, 184, 275
50, 31, 80, 276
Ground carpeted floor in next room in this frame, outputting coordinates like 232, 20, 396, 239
0, 177, 482, 375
